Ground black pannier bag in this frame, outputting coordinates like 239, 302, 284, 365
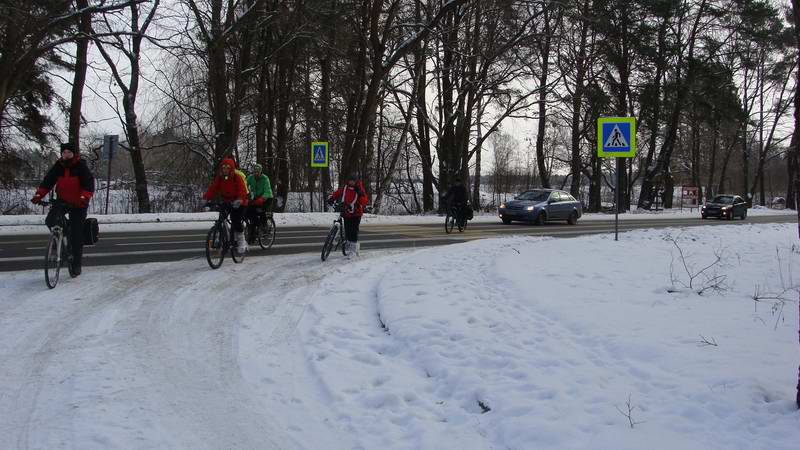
83, 217, 99, 245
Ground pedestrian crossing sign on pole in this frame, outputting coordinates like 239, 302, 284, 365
597, 117, 636, 158
310, 141, 329, 168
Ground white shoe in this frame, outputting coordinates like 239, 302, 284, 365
236, 232, 247, 253
354, 241, 360, 256
345, 241, 354, 260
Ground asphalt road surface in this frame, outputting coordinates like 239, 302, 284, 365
0, 214, 795, 272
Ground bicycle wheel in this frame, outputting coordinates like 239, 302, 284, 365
66, 238, 78, 278
445, 212, 455, 234
205, 225, 225, 269
321, 224, 339, 261
44, 234, 61, 289
340, 233, 349, 256
231, 229, 245, 264
258, 217, 276, 250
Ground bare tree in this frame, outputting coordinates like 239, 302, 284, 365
93, 0, 161, 212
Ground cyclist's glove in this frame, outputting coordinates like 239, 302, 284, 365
31, 195, 42, 205
233, 199, 242, 209
203, 202, 212, 212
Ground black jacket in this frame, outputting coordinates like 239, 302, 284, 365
445, 183, 469, 205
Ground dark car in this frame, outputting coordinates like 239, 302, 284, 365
498, 189, 582, 225
701, 194, 747, 220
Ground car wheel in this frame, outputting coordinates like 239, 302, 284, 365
701, 215, 707, 219
535, 212, 546, 226
566, 211, 578, 225
741, 210, 747, 220
501, 217, 512, 224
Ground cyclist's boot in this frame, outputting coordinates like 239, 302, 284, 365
354, 241, 360, 257
236, 231, 247, 253
71, 249, 82, 276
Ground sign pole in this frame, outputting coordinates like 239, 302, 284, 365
615, 157, 621, 241
102, 135, 118, 215
597, 117, 635, 241
310, 141, 330, 211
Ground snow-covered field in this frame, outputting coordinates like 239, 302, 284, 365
0, 223, 798, 449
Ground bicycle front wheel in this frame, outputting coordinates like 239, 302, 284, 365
44, 234, 61, 289
205, 225, 225, 269
321, 224, 338, 261
258, 217, 276, 250
340, 236, 349, 256
231, 230, 245, 264
445, 212, 455, 234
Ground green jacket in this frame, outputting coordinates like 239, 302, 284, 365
246, 174, 272, 200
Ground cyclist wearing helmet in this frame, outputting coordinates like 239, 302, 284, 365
203, 157, 248, 253
246, 163, 273, 240
327, 173, 368, 257
31, 142, 95, 276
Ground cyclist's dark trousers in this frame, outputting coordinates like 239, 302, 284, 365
246, 205, 264, 226
231, 206, 245, 233
452, 202, 466, 223
344, 216, 361, 242
68, 207, 88, 265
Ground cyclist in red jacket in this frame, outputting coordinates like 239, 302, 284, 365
327, 173, 369, 257
31, 142, 95, 276
203, 157, 248, 253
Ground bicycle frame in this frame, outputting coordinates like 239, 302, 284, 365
41, 200, 73, 288
321, 205, 348, 261
205, 202, 244, 269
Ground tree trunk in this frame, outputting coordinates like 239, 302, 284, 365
68, 0, 91, 146
535, 5, 557, 189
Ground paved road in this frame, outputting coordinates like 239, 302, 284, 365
0, 215, 795, 272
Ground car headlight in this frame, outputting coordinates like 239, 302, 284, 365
499, 202, 506, 209
526, 205, 535, 211
722, 206, 732, 210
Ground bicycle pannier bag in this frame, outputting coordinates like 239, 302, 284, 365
83, 217, 99, 245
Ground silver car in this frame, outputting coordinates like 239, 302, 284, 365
498, 189, 583, 225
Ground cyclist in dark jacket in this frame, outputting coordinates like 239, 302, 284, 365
31, 142, 95, 276
443, 177, 470, 224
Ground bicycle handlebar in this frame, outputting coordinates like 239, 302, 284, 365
38, 199, 66, 207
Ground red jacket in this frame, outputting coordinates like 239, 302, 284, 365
203, 158, 248, 204
330, 180, 368, 218
36, 155, 95, 208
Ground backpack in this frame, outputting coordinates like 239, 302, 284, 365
83, 217, 99, 245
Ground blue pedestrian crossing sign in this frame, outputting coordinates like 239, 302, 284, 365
310, 141, 329, 168
597, 117, 636, 158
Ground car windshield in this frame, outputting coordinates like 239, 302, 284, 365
515, 190, 551, 202
711, 195, 734, 204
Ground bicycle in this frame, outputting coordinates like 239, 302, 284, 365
244, 207, 276, 250
41, 199, 78, 288
205, 202, 246, 269
321, 203, 350, 261
445, 203, 468, 234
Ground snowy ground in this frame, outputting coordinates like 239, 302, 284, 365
0, 206, 795, 235
0, 223, 798, 449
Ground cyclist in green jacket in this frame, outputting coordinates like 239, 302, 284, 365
246, 164, 273, 240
